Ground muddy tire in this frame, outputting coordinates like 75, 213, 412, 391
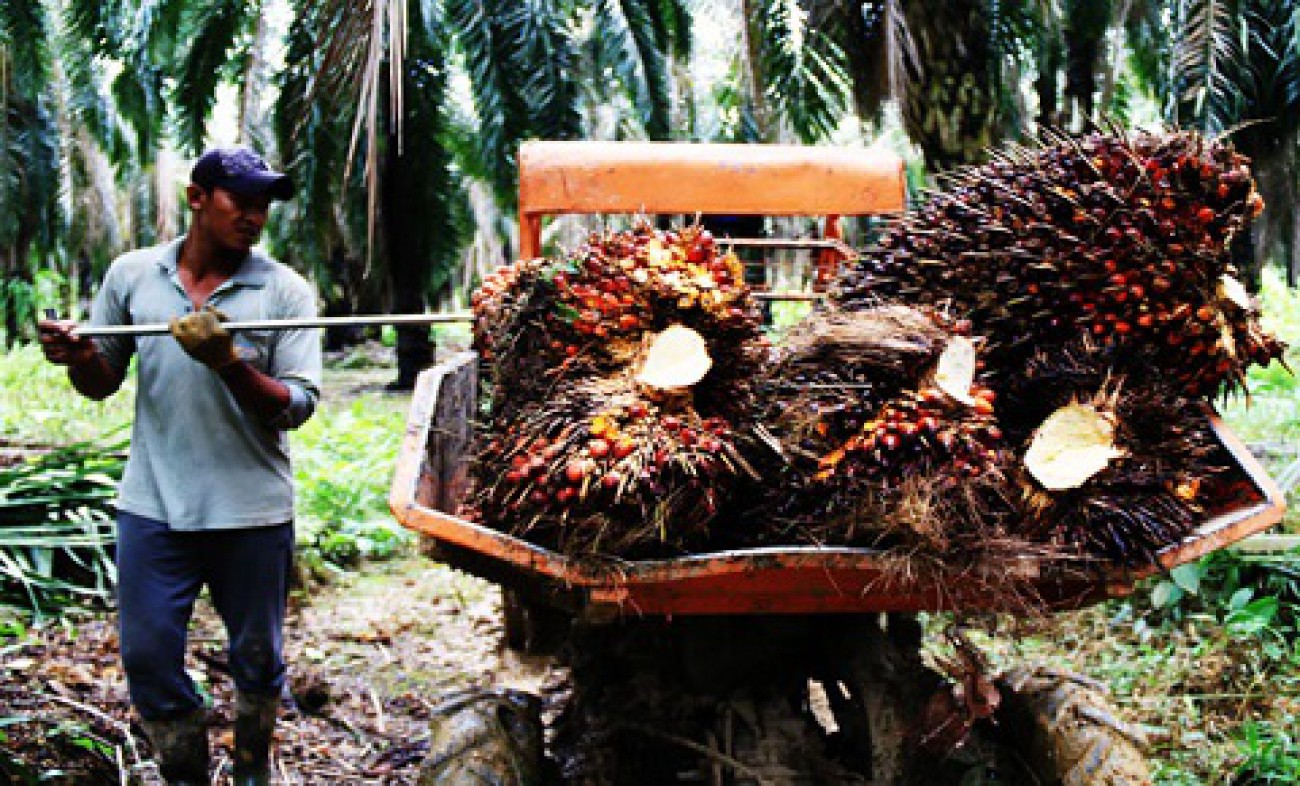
994, 665, 1152, 786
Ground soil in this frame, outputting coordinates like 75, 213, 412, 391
1, 555, 559, 784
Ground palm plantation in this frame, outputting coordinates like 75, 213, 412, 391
3, 0, 1300, 781
5, 0, 1298, 340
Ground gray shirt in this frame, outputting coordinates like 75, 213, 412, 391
90, 237, 322, 530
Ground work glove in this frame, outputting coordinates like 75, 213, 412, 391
170, 305, 238, 369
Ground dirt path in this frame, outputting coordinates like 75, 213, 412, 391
2, 553, 560, 784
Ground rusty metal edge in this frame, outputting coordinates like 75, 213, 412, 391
1097, 403, 1288, 593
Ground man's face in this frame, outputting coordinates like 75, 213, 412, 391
190, 185, 272, 254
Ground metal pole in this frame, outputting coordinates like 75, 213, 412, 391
68, 312, 473, 338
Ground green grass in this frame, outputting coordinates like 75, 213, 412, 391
292, 391, 415, 566
972, 546, 1300, 785
0, 345, 135, 444
1219, 268, 1300, 532
0, 343, 416, 585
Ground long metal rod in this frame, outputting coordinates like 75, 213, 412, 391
71, 312, 472, 338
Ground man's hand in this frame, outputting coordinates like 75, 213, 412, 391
38, 319, 100, 367
170, 305, 238, 369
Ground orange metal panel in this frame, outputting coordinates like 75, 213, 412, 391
516, 141, 906, 259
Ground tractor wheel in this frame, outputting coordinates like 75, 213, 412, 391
992, 664, 1152, 786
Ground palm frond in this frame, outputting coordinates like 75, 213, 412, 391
273, 1, 365, 298
0, 0, 52, 101
382, 9, 473, 307
760, 0, 852, 143
499, 0, 582, 141
0, 437, 125, 616
55, 23, 126, 158
61, 0, 127, 55
447, 0, 533, 205
594, 0, 673, 139
647, 0, 692, 58
173, 0, 256, 154
1172, 0, 1242, 130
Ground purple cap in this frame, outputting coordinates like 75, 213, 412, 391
191, 146, 294, 201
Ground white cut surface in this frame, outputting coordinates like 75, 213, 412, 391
636, 324, 713, 389
935, 336, 977, 405
1024, 403, 1124, 490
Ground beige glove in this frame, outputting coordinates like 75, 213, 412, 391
170, 305, 238, 369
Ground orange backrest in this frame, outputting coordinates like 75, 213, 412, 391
516, 141, 906, 260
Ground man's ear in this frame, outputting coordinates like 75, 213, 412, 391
185, 183, 207, 211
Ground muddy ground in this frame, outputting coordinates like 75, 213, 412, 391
3, 347, 565, 784
2, 554, 559, 784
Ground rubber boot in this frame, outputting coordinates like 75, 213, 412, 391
141, 710, 210, 785
232, 691, 278, 786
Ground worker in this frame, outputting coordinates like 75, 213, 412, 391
37, 146, 321, 786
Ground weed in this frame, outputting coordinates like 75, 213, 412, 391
1233, 721, 1300, 784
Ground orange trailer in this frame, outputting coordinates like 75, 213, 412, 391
390, 141, 1286, 623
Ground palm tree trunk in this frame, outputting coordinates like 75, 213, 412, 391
739, 0, 773, 141
239, 1, 270, 144
900, 0, 1002, 170
1244, 134, 1299, 287
383, 131, 434, 391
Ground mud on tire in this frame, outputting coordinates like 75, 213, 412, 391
993, 664, 1152, 786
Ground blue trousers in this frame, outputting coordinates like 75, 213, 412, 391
116, 511, 294, 721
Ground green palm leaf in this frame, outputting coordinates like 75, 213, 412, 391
759, 0, 852, 143
594, 0, 673, 139
173, 0, 256, 153
0, 0, 51, 100
446, 0, 534, 205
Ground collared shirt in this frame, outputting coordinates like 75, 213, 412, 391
90, 237, 322, 530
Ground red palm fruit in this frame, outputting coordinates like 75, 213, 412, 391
565, 460, 590, 484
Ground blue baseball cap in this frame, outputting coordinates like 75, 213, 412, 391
191, 146, 294, 201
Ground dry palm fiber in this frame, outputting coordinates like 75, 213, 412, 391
753, 305, 1014, 555
759, 305, 955, 454
468, 223, 767, 557
834, 128, 1286, 397
1001, 342, 1235, 566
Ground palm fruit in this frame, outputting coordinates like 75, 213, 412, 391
755, 304, 1013, 553
759, 305, 955, 458
468, 222, 767, 556
816, 383, 1002, 486
835, 129, 1284, 397
469, 377, 753, 557
473, 222, 765, 424
998, 342, 1236, 566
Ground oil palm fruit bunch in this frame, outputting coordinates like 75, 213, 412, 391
756, 305, 1011, 550
470, 376, 753, 557
999, 342, 1234, 565
472, 222, 765, 423
834, 129, 1284, 397
468, 222, 767, 556
759, 305, 955, 459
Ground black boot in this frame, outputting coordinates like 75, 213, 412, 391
232, 691, 278, 786
141, 710, 209, 785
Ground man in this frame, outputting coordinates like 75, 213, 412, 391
38, 147, 321, 786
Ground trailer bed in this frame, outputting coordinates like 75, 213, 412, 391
390, 351, 1286, 620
